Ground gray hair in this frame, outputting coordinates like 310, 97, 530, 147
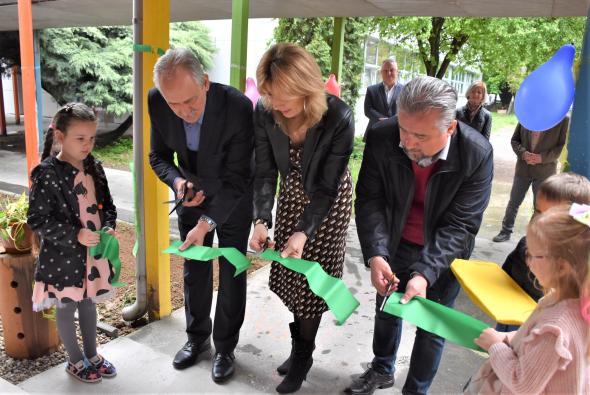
382, 58, 397, 67
153, 48, 206, 89
396, 76, 458, 132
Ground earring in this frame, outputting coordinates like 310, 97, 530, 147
303, 100, 307, 112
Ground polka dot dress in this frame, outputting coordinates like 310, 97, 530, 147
32, 171, 113, 310
269, 146, 352, 319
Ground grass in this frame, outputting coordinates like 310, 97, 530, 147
93, 137, 133, 170
491, 112, 518, 135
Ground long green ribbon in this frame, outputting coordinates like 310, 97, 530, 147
260, 249, 360, 325
383, 292, 488, 351
89, 230, 126, 287
163, 241, 251, 277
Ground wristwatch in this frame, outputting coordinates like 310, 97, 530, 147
253, 218, 269, 230
198, 215, 216, 232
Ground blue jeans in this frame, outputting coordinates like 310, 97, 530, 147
371, 239, 461, 395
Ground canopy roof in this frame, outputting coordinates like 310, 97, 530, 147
0, 0, 588, 32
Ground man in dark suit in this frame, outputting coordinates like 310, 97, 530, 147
363, 58, 404, 140
148, 48, 254, 383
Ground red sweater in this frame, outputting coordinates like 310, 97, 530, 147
401, 161, 439, 245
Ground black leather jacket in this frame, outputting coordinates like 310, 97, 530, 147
253, 95, 354, 239
355, 118, 493, 286
456, 105, 492, 140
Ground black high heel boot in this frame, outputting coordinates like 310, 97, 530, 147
275, 339, 314, 393
276, 321, 298, 375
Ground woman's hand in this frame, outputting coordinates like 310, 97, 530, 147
77, 228, 100, 247
249, 223, 275, 252
475, 328, 506, 351
280, 231, 307, 259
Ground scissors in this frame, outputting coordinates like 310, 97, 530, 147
163, 180, 195, 216
379, 274, 396, 311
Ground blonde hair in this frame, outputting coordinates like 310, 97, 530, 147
538, 172, 590, 205
256, 43, 327, 131
465, 80, 487, 105
527, 205, 590, 357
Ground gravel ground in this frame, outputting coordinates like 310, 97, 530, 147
0, 219, 268, 385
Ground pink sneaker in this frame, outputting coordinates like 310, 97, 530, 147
66, 360, 102, 383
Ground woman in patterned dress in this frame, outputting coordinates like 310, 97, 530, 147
249, 43, 354, 393
28, 103, 118, 383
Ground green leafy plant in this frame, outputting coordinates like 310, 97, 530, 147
0, 193, 30, 250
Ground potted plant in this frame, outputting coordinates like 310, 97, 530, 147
0, 193, 32, 254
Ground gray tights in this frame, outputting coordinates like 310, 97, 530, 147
55, 298, 97, 364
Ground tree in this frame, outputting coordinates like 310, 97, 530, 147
0, 31, 20, 75
39, 22, 216, 117
374, 16, 586, 94
273, 17, 372, 108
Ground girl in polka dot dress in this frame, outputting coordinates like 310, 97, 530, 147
27, 103, 118, 383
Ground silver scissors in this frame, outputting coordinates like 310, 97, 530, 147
163, 180, 194, 216
379, 275, 396, 311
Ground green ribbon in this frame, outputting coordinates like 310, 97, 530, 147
133, 44, 166, 56
89, 230, 126, 287
260, 249, 360, 325
383, 292, 488, 351
163, 241, 251, 277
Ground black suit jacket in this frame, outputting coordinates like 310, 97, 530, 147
253, 95, 354, 239
364, 82, 404, 134
355, 118, 493, 285
148, 82, 254, 226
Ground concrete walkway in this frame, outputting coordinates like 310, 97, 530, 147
0, 125, 535, 394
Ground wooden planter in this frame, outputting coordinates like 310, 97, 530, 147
0, 250, 60, 359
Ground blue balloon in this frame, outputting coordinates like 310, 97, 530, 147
514, 44, 575, 132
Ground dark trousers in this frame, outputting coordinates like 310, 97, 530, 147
501, 174, 547, 234
371, 239, 461, 395
178, 192, 252, 354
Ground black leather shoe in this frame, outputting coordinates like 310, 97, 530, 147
344, 365, 394, 395
493, 231, 511, 242
172, 338, 211, 370
212, 352, 235, 383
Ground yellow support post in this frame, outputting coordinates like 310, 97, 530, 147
142, 0, 171, 320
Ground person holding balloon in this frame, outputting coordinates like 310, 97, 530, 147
456, 81, 492, 140
493, 116, 569, 243
249, 43, 354, 393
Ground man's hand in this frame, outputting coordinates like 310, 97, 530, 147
280, 232, 307, 259
78, 228, 100, 247
179, 221, 210, 251
370, 257, 397, 296
475, 328, 506, 351
400, 274, 428, 304
174, 178, 206, 207
528, 153, 542, 165
249, 224, 275, 252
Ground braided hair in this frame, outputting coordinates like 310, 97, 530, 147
41, 103, 109, 205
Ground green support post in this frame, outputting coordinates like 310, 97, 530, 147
230, 0, 249, 91
331, 17, 345, 81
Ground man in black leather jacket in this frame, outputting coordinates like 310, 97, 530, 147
346, 76, 493, 395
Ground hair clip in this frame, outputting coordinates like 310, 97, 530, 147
48, 124, 55, 130
63, 103, 75, 113
569, 203, 590, 228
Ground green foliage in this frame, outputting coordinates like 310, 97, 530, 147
40, 27, 134, 116
93, 136, 134, 169
170, 22, 217, 71
374, 16, 586, 93
39, 22, 216, 116
0, 193, 29, 245
0, 31, 20, 75
273, 17, 372, 108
